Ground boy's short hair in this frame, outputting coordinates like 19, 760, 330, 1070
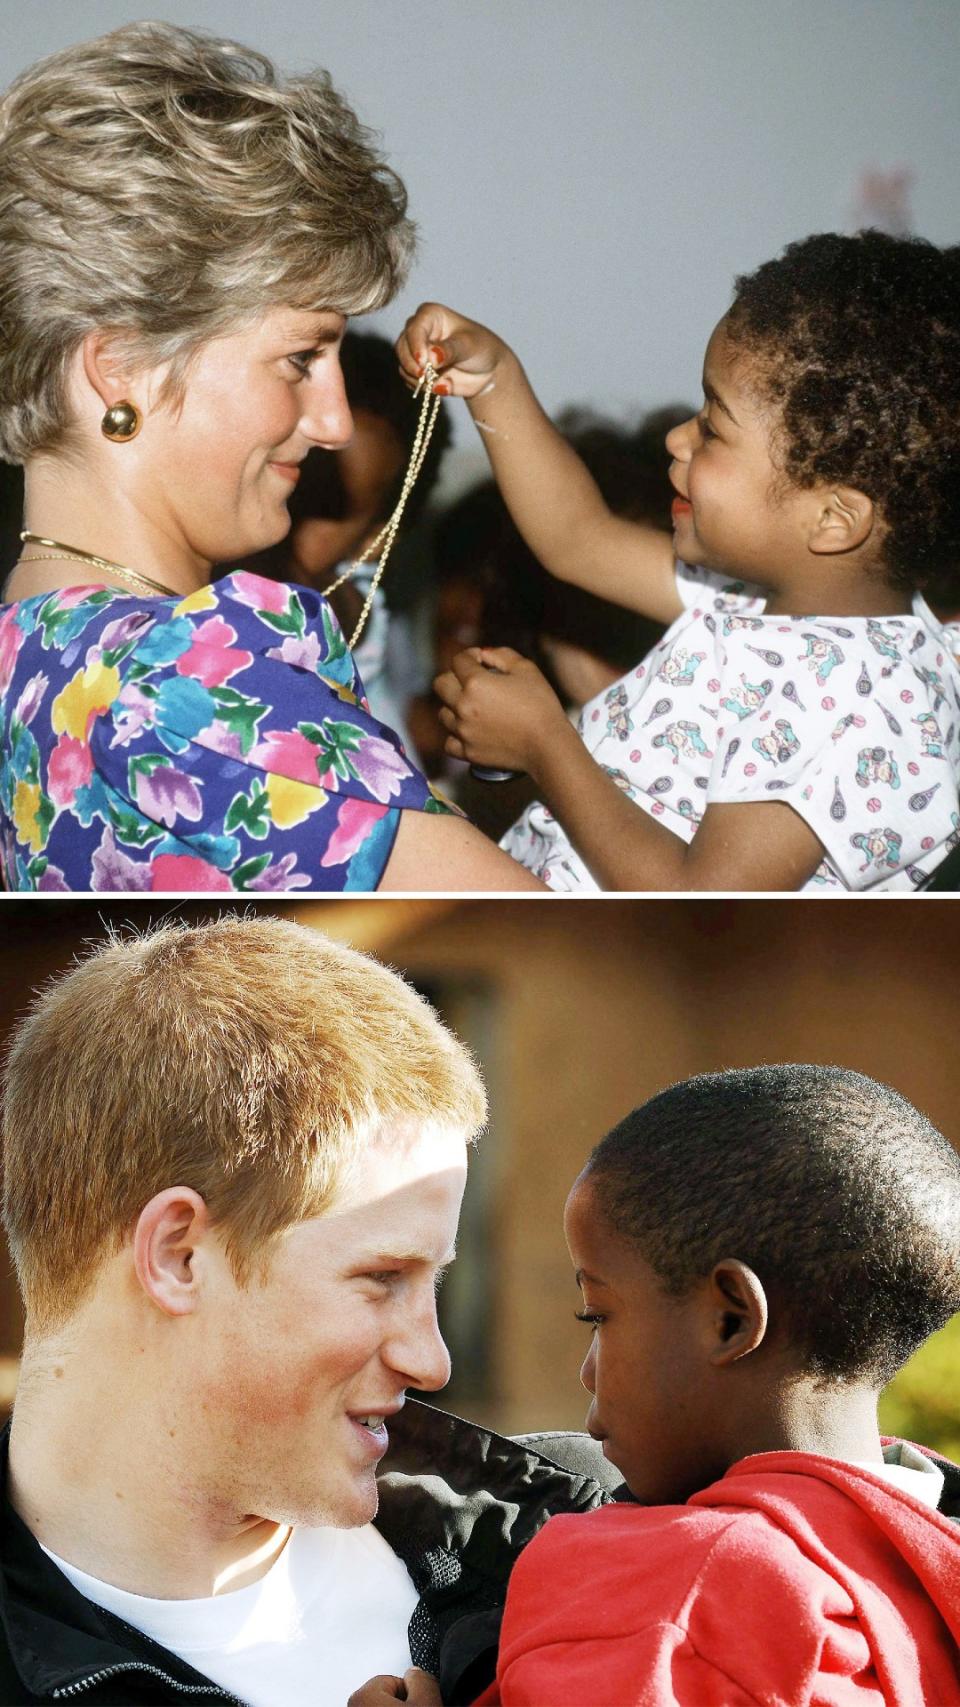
585, 1064, 960, 1384
2, 917, 486, 1330
725, 231, 960, 598
0, 21, 414, 463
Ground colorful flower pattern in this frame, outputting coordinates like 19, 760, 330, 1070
0, 574, 453, 892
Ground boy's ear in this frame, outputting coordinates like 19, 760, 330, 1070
807, 485, 875, 556
705, 1259, 768, 1365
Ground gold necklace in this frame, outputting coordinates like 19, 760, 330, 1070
16, 366, 444, 625
326, 360, 444, 649
17, 532, 179, 598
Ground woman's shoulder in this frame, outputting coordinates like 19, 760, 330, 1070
187, 572, 357, 684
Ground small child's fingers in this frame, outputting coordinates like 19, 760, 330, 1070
394, 328, 423, 386
450, 648, 489, 684
433, 668, 460, 707
437, 705, 459, 733
444, 733, 467, 761
474, 645, 523, 672
399, 302, 450, 371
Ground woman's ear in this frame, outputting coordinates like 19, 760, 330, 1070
132, 1187, 211, 1317
706, 1258, 768, 1365
80, 329, 139, 412
807, 486, 875, 556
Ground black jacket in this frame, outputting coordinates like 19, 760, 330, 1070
0, 1403, 624, 1705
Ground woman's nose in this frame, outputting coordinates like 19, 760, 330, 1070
301, 361, 353, 450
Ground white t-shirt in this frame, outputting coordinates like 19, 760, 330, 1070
501, 561, 960, 892
43, 1521, 419, 1707
853, 1439, 945, 1507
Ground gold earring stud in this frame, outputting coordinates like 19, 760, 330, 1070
101, 400, 142, 442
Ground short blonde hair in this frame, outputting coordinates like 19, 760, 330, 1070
0, 21, 415, 462
3, 917, 485, 1329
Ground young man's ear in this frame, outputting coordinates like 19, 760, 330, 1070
132, 1187, 212, 1317
807, 486, 875, 556
706, 1259, 768, 1365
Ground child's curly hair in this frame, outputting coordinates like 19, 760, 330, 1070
726, 231, 960, 599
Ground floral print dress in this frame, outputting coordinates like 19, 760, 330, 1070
0, 572, 453, 892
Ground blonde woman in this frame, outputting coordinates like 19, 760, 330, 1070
0, 24, 541, 892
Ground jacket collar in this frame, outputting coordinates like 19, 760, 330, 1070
0, 1402, 614, 1703
379, 1396, 616, 1575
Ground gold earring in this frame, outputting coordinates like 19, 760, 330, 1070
101, 401, 142, 442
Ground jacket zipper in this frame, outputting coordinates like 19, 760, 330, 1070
52, 1660, 239, 1700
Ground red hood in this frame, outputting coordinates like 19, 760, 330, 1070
480, 1445, 960, 1706
698, 1448, 960, 1643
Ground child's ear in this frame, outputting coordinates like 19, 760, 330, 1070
705, 1259, 768, 1365
807, 485, 875, 555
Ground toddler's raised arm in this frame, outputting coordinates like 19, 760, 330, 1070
397, 304, 681, 625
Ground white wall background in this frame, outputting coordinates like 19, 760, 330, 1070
6, 1, 959, 466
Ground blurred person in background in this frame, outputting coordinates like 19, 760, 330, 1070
231, 331, 453, 761
411, 405, 689, 841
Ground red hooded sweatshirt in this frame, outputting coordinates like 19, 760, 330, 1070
475, 1451, 960, 1706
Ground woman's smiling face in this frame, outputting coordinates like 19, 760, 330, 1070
124, 306, 354, 568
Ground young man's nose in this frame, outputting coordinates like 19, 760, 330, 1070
580, 1335, 597, 1395
384, 1297, 452, 1393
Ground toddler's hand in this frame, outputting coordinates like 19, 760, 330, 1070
396, 304, 510, 400
348, 1668, 443, 1706
434, 647, 567, 776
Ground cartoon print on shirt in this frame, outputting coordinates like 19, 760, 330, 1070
499, 562, 960, 895
752, 719, 801, 766
722, 613, 765, 635
851, 826, 903, 872
800, 635, 844, 685
720, 676, 773, 721
601, 765, 638, 797
656, 647, 706, 688
652, 720, 714, 766
830, 712, 867, 743
604, 683, 633, 742
866, 620, 903, 672
856, 746, 901, 790
676, 797, 701, 823
914, 713, 948, 760
711, 581, 750, 612
913, 665, 948, 712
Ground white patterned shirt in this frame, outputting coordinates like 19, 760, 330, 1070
501, 561, 960, 892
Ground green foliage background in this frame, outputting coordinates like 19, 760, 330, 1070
878, 1313, 960, 1461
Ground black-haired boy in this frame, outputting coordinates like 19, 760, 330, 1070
478, 1065, 960, 1704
